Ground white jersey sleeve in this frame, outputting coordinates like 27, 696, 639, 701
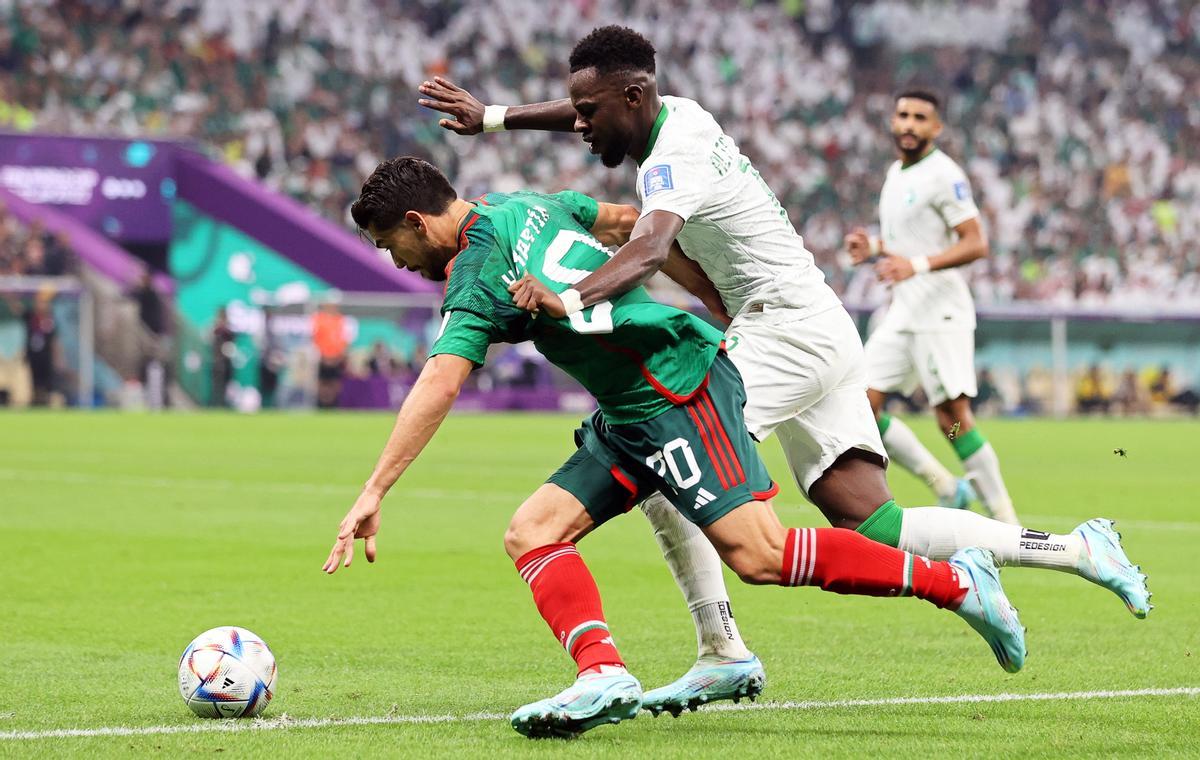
634, 96, 842, 319
932, 161, 980, 229
636, 151, 712, 223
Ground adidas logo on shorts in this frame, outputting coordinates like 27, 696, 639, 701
693, 487, 717, 510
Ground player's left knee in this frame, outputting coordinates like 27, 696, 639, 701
503, 507, 577, 560
503, 514, 548, 560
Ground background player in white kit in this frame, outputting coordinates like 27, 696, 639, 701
419, 26, 1150, 717
846, 91, 1016, 524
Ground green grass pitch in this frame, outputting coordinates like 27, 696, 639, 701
1, 412, 1197, 757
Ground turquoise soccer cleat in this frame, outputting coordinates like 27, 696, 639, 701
949, 547, 1027, 673
510, 670, 642, 739
1073, 518, 1152, 619
940, 478, 977, 510
641, 655, 766, 717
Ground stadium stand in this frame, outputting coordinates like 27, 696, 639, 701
0, 0, 1196, 411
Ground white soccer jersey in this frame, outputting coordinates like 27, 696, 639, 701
878, 148, 980, 332
635, 96, 841, 319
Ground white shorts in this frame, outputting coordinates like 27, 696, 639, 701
864, 325, 977, 406
724, 304, 886, 497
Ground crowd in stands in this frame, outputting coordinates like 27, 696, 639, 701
0, 203, 76, 276
2, 0, 1197, 311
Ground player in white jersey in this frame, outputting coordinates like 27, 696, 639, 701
419, 26, 1150, 716
846, 91, 1015, 524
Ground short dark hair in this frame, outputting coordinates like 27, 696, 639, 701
896, 89, 941, 111
569, 25, 656, 76
350, 157, 457, 232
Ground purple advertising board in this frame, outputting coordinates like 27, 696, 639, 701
0, 133, 178, 243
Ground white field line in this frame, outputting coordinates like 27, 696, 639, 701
4, 468, 1199, 533
1, 687, 1196, 741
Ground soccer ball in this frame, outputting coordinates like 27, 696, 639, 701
177, 626, 277, 718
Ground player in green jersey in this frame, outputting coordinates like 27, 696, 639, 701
322, 156, 1026, 739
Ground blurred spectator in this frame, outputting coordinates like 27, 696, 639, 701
973, 366, 1003, 416
0, 206, 77, 276
366, 340, 394, 378
312, 301, 348, 409
1075, 364, 1113, 415
210, 306, 236, 408
1148, 365, 1200, 415
22, 286, 60, 406
128, 268, 170, 409
258, 306, 284, 409
1113, 368, 1149, 416
1021, 366, 1053, 415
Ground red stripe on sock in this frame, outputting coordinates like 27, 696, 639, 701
702, 392, 746, 484
779, 528, 967, 608
686, 404, 733, 489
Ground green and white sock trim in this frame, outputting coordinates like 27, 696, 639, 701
877, 412, 893, 436
951, 427, 986, 460
900, 552, 915, 597
564, 620, 609, 654
857, 499, 904, 547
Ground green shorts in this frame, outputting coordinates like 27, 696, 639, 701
547, 354, 778, 527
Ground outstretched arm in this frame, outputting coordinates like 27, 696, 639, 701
508, 210, 684, 317
322, 353, 474, 573
418, 77, 576, 135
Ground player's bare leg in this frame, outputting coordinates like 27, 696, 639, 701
504, 485, 641, 738
936, 396, 1017, 524
638, 492, 765, 717
699, 498, 1027, 674
868, 388, 971, 508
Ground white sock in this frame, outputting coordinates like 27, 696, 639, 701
640, 492, 751, 660
963, 443, 1018, 524
899, 506, 1081, 571
882, 416, 957, 499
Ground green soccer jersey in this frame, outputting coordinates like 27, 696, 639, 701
429, 190, 723, 424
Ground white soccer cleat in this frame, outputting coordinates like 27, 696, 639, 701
510, 669, 642, 738
1072, 518, 1152, 619
642, 655, 766, 717
949, 547, 1027, 673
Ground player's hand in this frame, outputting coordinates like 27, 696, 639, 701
322, 491, 382, 574
875, 253, 915, 283
507, 274, 567, 318
418, 77, 485, 135
844, 228, 872, 264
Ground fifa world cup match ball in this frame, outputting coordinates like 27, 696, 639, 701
178, 626, 278, 718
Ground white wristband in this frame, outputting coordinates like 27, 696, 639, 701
868, 236, 881, 256
911, 256, 932, 275
483, 104, 509, 133
559, 288, 584, 316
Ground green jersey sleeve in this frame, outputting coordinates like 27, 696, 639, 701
431, 214, 530, 367
548, 190, 600, 231
429, 309, 496, 366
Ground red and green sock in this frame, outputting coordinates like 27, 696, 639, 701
515, 542, 624, 675
780, 527, 967, 609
